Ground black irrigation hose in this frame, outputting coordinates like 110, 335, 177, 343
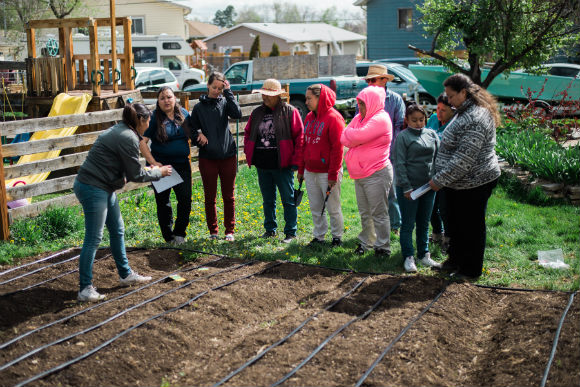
475, 284, 574, 294
354, 282, 449, 387
269, 278, 405, 387
0, 254, 112, 298
14, 261, 283, 387
0, 248, 76, 277
0, 257, 224, 351
0, 260, 256, 372
539, 291, 577, 387
213, 276, 370, 387
1, 247, 145, 297
0, 254, 81, 286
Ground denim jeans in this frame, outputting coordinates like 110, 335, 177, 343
397, 186, 436, 259
74, 179, 131, 291
388, 175, 402, 230
430, 190, 448, 234
256, 167, 297, 236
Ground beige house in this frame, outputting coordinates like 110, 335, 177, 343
84, 0, 191, 39
203, 23, 366, 57
186, 20, 221, 40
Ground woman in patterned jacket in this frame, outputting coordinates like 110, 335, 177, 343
429, 73, 501, 280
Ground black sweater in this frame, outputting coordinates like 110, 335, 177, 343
189, 88, 242, 160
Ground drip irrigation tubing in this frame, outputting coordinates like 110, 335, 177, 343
213, 275, 370, 387
0, 254, 112, 298
354, 282, 449, 387
269, 278, 405, 387
0, 253, 81, 286
0, 248, 76, 277
0, 260, 256, 372
0, 247, 144, 297
14, 261, 283, 387
539, 291, 577, 387
0, 257, 224, 351
474, 284, 574, 294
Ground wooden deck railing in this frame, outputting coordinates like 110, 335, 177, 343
0, 92, 268, 240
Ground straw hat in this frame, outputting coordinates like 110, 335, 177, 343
364, 64, 395, 82
252, 79, 284, 96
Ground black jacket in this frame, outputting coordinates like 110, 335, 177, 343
190, 88, 242, 160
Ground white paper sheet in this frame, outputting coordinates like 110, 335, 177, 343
410, 182, 432, 200
151, 169, 183, 193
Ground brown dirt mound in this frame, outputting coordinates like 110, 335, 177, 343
0, 248, 578, 386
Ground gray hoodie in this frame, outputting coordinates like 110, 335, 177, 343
77, 122, 162, 192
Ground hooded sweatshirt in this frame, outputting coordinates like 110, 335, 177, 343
340, 86, 392, 180
190, 88, 242, 160
298, 85, 345, 181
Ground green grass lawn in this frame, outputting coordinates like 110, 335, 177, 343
2, 166, 578, 291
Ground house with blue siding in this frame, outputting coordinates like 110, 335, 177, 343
354, 0, 431, 60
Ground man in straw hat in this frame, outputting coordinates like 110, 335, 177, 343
244, 78, 304, 243
361, 64, 405, 235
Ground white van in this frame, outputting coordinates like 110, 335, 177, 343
73, 34, 205, 90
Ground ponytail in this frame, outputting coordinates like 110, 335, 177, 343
122, 103, 150, 131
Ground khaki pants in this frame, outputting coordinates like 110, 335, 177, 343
354, 165, 393, 251
304, 170, 344, 240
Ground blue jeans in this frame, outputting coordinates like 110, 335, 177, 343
397, 186, 436, 259
389, 175, 402, 230
256, 167, 297, 236
74, 180, 131, 291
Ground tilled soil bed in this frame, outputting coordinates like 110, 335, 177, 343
0, 248, 578, 387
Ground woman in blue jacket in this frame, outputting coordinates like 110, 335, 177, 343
140, 87, 192, 245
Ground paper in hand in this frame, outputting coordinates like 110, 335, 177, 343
410, 182, 432, 200
151, 168, 183, 193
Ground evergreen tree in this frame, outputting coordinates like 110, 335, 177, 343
249, 35, 261, 59
269, 43, 280, 57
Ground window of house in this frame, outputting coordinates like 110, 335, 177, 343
398, 9, 413, 30
162, 42, 181, 50
131, 17, 145, 35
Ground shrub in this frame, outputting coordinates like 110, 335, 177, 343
496, 119, 580, 185
269, 43, 280, 57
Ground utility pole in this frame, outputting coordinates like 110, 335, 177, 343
3, 0, 7, 38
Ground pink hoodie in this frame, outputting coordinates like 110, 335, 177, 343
341, 86, 392, 179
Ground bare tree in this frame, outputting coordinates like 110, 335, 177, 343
48, 0, 80, 19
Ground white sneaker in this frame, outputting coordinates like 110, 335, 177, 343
419, 253, 442, 268
172, 236, 185, 245
78, 285, 105, 302
120, 271, 152, 287
404, 256, 418, 273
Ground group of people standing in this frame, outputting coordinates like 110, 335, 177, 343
73, 63, 500, 302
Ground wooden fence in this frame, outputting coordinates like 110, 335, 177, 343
0, 92, 268, 240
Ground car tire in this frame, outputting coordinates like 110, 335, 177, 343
290, 99, 308, 121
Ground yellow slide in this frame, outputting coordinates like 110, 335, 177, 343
5, 93, 92, 202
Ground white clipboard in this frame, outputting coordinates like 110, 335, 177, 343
151, 168, 183, 193
410, 182, 432, 200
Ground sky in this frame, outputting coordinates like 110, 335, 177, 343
185, 0, 362, 23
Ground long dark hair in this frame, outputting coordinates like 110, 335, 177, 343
122, 102, 150, 133
405, 103, 427, 120
207, 71, 225, 86
155, 86, 186, 143
443, 74, 500, 126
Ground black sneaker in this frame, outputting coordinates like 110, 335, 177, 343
331, 238, 342, 247
261, 231, 276, 238
282, 234, 296, 244
308, 238, 325, 246
374, 248, 390, 257
431, 258, 458, 273
354, 244, 365, 255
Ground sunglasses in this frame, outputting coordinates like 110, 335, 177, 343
366, 77, 388, 84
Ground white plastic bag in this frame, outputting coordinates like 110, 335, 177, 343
537, 249, 569, 270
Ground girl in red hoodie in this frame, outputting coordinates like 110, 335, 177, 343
298, 84, 345, 247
